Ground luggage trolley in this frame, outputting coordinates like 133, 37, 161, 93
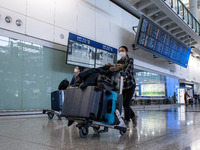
43, 90, 65, 120
61, 72, 127, 138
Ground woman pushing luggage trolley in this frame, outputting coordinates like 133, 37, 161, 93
61, 71, 127, 138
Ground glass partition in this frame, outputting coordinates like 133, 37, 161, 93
189, 13, 192, 27
135, 71, 166, 97
183, 7, 188, 22
178, 1, 183, 18
0, 35, 74, 111
134, 70, 179, 105
172, 0, 178, 11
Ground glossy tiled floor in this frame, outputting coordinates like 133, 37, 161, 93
0, 105, 200, 150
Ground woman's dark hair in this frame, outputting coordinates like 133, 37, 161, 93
77, 66, 84, 72
119, 46, 128, 52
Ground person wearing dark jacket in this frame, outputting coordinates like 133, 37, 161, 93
117, 46, 137, 129
70, 66, 81, 86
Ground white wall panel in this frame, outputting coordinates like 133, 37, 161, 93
82, 0, 95, 6
110, 2, 122, 27
96, 0, 110, 13
121, 30, 135, 49
54, 27, 70, 46
27, 0, 54, 24
109, 23, 123, 48
95, 12, 110, 46
26, 17, 54, 42
0, 8, 25, 34
77, 0, 95, 39
55, 0, 77, 32
0, 0, 26, 14
122, 11, 139, 32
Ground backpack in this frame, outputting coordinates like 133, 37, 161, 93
58, 79, 69, 90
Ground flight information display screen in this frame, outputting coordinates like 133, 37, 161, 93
135, 15, 191, 68
67, 32, 117, 68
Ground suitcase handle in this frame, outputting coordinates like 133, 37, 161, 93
107, 100, 113, 113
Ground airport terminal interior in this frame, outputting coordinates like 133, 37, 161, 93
1, 0, 200, 149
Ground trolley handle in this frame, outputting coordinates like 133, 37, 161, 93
119, 71, 125, 95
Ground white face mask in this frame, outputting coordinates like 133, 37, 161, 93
117, 55, 122, 61
119, 52, 126, 58
74, 68, 79, 73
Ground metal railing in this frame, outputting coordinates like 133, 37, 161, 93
163, 0, 200, 36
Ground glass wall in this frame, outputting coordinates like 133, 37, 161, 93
135, 71, 166, 97
0, 36, 74, 111
134, 70, 179, 104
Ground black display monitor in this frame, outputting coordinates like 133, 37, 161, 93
135, 15, 191, 68
66, 32, 117, 68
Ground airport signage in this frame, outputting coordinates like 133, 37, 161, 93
69, 32, 117, 54
135, 15, 191, 68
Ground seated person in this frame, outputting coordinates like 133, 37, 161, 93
70, 66, 81, 86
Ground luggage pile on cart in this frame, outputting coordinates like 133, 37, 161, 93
61, 71, 127, 138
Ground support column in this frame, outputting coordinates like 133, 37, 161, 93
189, 0, 198, 20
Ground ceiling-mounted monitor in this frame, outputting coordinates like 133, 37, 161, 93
66, 32, 117, 68
135, 15, 191, 68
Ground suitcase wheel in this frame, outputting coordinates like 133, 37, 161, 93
48, 112, 54, 120
79, 127, 88, 138
92, 125, 100, 132
119, 129, 127, 135
56, 114, 62, 120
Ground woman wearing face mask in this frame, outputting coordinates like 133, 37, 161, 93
117, 46, 137, 129
70, 66, 80, 86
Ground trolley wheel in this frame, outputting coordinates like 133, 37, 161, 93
119, 129, 127, 135
93, 126, 100, 132
79, 127, 89, 138
48, 112, 54, 120
57, 114, 62, 120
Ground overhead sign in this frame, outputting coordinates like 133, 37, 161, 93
69, 32, 117, 54
135, 15, 191, 68
67, 32, 117, 68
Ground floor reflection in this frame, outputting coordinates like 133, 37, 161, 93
1, 105, 200, 150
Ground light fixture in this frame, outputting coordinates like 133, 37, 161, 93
16, 19, 22, 26
5, 16, 12, 23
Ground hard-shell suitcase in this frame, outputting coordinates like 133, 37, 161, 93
102, 91, 118, 125
102, 91, 123, 125
61, 86, 108, 120
51, 90, 65, 111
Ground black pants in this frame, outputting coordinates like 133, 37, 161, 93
122, 85, 135, 122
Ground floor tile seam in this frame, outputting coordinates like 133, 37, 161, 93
0, 116, 46, 121
0, 133, 66, 150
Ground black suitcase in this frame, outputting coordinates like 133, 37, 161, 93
51, 90, 65, 111
61, 86, 108, 120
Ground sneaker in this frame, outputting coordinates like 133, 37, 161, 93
131, 115, 138, 128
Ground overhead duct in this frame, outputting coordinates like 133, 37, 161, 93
109, 0, 141, 19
